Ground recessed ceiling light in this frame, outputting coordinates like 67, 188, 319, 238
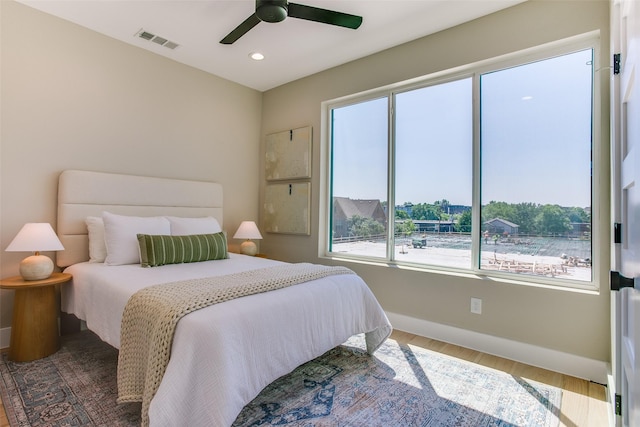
522, 96, 533, 101
249, 52, 265, 61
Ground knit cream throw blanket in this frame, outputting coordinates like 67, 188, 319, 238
116, 262, 354, 426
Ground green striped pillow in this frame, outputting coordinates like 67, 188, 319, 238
137, 232, 228, 267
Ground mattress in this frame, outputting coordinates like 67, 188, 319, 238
61, 254, 392, 426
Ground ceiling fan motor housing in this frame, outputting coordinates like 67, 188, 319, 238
256, 0, 288, 23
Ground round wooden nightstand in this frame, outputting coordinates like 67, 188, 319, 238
0, 272, 71, 362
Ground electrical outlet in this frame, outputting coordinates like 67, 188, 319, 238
470, 297, 482, 314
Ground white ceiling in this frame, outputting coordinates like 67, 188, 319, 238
18, 0, 525, 92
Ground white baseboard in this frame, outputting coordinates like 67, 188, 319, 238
387, 311, 608, 384
1, 327, 11, 350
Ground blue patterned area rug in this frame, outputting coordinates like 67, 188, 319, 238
0, 331, 561, 426
0, 331, 139, 426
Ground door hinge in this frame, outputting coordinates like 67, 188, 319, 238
616, 393, 622, 416
611, 271, 634, 291
615, 222, 622, 244
614, 53, 621, 75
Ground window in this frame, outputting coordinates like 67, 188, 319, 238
479, 50, 593, 282
325, 39, 597, 288
330, 97, 389, 258
394, 78, 473, 269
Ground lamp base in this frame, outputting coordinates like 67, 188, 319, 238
19, 255, 54, 281
239, 240, 258, 256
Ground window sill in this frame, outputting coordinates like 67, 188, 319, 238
320, 253, 600, 295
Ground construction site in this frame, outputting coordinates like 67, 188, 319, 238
333, 233, 592, 282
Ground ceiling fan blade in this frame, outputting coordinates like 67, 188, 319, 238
220, 13, 261, 44
287, 3, 362, 29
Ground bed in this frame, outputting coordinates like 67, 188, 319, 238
55, 170, 392, 427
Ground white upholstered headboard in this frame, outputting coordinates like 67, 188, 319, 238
56, 170, 223, 267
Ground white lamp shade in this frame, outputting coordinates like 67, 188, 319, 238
5, 223, 64, 280
233, 221, 263, 240
234, 221, 262, 256
5, 223, 64, 253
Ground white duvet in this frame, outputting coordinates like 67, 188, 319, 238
61, 254, 392, 427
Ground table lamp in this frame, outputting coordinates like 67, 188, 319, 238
233, 221, 263, 256
5, 223, 65, 280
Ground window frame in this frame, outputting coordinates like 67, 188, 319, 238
319, 33, 602, 291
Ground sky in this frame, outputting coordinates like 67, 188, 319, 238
331, 48, 593, 209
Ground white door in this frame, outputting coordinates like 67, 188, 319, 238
611, 0, 640, 425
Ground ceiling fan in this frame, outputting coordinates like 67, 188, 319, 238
220, 0, 363, 45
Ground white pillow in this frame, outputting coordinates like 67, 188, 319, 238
85, 216, 107, 263
102, 212, 170, 265
166, 216, 222, 236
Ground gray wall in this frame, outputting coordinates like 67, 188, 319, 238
260, 0, 611, 363
0, 1, 263, 327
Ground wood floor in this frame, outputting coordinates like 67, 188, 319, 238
0, 330, 610, 427
390, 330, 610, 427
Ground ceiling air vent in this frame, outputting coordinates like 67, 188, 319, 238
138, 30, 154, 41
135, 29, 180, 50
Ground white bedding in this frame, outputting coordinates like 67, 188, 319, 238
61, 254, 392, 427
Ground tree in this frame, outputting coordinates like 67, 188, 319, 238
411, 203, 441, 220
566, 206, 590, 223
394, 199, 589, 237
512, 202, 539, 234
396, 209, 409, 220
481, 201, 515, 224
456, 209, 472, 233
536, 204, 572, 235
397, 219, 416, 236
435, 199, 451, 216
348, 215, 385, 238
